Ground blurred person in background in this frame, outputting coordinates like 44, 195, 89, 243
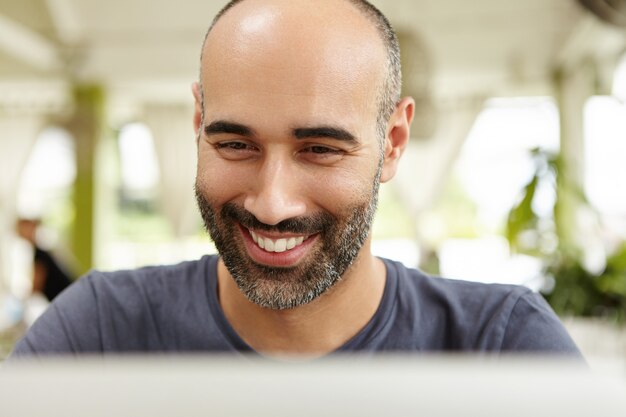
9, 0, 582, 358
15, 218, 73, 302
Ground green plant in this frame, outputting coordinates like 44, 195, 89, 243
506, 148, 626, 323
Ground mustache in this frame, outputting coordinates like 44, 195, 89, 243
222, 202, 333, 234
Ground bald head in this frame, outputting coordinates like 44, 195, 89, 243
198, 0, 402, 141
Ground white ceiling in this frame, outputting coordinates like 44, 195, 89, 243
0, 0, 622, 116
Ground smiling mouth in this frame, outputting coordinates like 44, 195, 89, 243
248, 229, 309, 253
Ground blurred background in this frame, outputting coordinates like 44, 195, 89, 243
0, 0, 625, 365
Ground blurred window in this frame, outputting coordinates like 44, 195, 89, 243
584, 96, 626, 216
582, 55, 626, 239
455, 97, 560, 229
17, 126, 76, 221
101, 123, 177, 269
435, 97, 560, 288
612, 53, 626, 102
117, 122, 160, 203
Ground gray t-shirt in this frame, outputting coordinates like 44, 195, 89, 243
10, 255, 581, 356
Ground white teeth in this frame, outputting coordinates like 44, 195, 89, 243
248, 229, 308, 253
274, 239, 287, 253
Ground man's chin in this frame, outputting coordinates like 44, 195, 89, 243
235, 278, 329, 310
226, 255, 340, 310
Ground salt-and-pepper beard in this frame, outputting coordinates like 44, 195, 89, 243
195, 174, 381, 310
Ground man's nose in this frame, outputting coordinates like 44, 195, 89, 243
243, 157, 308, 226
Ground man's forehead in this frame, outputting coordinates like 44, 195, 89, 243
200, 0, 385, 114
202, 0, 386, 78
208, 0, 378, 41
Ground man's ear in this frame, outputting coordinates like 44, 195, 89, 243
192, 82, 203, 137
380, 97, 415, 183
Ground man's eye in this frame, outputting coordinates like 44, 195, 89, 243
307, 146, 339, 154
213, 141, 259, 160
217, 142, 251, 151
300, 145, 344, 164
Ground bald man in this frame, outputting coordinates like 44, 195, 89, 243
10, 0, 580, 358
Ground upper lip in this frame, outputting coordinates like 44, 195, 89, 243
246, 228, 310, 239
247, 229, 310, 252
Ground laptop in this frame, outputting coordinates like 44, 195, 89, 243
1, 355, 625, 417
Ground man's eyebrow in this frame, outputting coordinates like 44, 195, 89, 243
293, 126, 359, 144
204, 121, 254, 137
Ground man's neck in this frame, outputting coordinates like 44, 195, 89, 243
216, 250, 387, 358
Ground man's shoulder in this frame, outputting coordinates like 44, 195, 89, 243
381, 258, 579, 353
77, 255, 219, 324
9, 255, 221, 356
83, 255, 216, 292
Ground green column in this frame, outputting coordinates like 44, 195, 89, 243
65, 85, 104, 275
